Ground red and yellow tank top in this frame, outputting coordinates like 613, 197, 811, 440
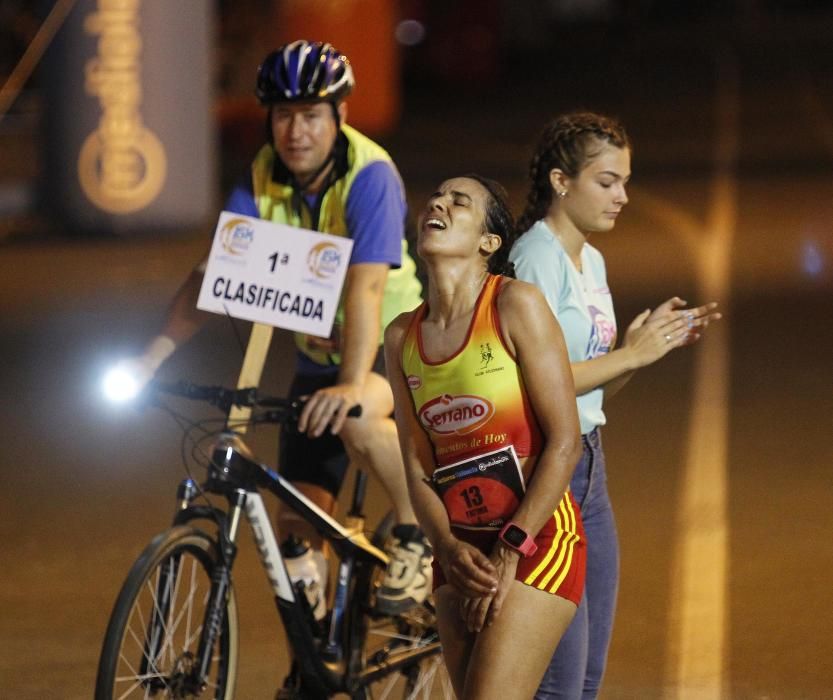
402, 274, 584, 584
402, 274, 543, 472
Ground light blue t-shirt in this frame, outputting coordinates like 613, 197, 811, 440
509, 220, 617, 434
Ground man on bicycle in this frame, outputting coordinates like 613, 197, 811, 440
124, 40, 429, 615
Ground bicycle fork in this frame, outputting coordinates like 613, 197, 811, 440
146, 480, 245, 695
192, 488, 246, 688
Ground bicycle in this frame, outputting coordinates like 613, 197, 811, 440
94, 380, 451, 699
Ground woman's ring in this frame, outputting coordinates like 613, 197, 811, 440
665, 334, 672, 342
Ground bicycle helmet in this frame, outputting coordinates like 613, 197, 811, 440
256, 40, 354, 105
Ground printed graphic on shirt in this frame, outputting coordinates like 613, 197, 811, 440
419, 394, 495, 435
585, 304, 616, 359
432, 445, 525, 529
479, 342, 494, 369
474, 341, 505, 377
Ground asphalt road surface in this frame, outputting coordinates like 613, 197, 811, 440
2, 17, 833, 699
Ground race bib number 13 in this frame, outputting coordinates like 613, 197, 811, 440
432, 445, 525, 530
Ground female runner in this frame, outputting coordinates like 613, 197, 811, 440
510, 112, 721, 698
384, 174, 586, 699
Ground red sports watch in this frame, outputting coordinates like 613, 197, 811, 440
498, 521, 538, 558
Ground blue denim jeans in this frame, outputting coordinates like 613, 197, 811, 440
535, 428, 620, 700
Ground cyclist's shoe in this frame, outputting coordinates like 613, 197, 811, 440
375, 524, 432, 616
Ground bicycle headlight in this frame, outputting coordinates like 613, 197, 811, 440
102, 365, 141, 402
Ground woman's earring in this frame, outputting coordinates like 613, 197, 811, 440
558, 190, 567, 198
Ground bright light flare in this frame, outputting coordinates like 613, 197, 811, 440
102, 365, 141, 402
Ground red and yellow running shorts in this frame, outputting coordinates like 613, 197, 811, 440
432, 490, 586, 605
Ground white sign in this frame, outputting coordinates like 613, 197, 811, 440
197, 211, 353, 337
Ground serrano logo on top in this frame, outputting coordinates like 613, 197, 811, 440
419, 394, 495, 435
220, 217, 255, 255
307, 242, 344, 279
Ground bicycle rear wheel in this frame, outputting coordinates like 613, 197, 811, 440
351, 518, 452, 700
95, 526, 238, 699
354, 601, 453, 699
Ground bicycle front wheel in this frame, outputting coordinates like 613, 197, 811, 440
95, 526, 238, 699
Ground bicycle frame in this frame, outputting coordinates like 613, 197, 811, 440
167, 429, 440, 697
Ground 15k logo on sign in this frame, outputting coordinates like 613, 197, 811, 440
307, 242, 343, 279
220, 217, 255, 255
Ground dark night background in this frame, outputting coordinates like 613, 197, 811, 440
1, 1, 832, 697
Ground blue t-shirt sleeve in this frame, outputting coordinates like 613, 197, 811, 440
344, 160, 406, 268
223, 172, 259, 217
510, 232, 566, 317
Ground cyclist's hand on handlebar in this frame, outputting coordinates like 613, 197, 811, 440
298, 381, 363, 437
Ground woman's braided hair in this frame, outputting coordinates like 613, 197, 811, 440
462, 173, 517, 277
517, 112, 630, 235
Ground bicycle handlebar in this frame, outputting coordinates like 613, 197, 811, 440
149, 380, 362, 421
151, 380, 264, 409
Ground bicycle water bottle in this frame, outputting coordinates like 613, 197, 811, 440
281, 535, 327, 621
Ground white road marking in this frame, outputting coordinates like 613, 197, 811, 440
631, 55, 737, 698
671, 320, 730, 699
671, 55, 737, 699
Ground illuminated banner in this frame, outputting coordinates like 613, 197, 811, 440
197, 212, 354, 337
77, 0, 167, 214
42, 0, 214, 233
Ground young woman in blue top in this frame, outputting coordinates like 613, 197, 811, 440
509, 112, 721, 699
